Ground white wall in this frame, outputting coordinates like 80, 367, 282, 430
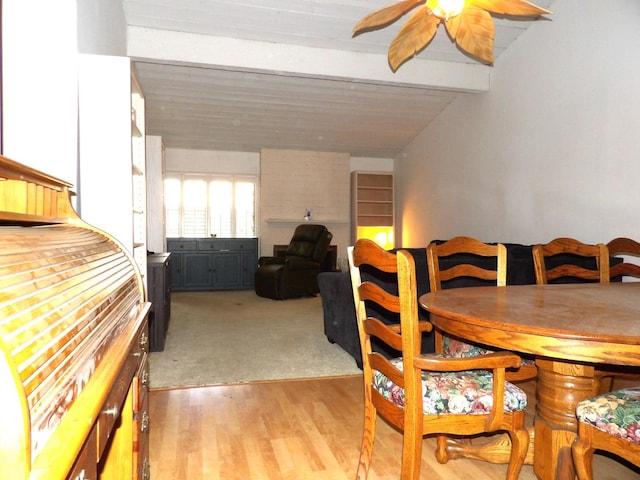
77, 0, 127, 55
259, 148, 350, 258
78, 54, 134, 248
166, 148, 260, 174
351, 156, 393, 173
2, 0, 78, 184
2, 0, 128, 188
166, 148, 393, 175
395, 0, 640, 248
147, 136, 166, 252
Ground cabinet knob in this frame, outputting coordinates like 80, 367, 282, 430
104, 406, 119, 418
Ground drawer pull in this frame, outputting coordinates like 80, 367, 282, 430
141, 411, 150, 432
142, 459, 151, 480
139, 332, 148, 349
73, 469, 90, 480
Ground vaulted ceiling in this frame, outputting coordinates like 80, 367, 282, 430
122, 0, 553, 158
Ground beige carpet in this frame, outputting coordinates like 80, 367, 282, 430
148, 290, 362, 388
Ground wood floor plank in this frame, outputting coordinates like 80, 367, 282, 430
149, 375, 640, 479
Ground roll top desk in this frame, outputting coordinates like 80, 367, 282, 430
0, 156, 151, 480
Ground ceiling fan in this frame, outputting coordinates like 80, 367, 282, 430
353, 0, 551, 71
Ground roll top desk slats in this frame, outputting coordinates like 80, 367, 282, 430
0, 156, 150, 480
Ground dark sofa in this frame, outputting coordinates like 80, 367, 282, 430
318, 242, 620, 368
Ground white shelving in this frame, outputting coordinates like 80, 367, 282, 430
351, 171, 394, 247
131, 71, 147, 279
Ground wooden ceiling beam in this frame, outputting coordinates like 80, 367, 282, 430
127, 26, 491, 94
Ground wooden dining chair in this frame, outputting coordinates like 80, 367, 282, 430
427, 236, 537, 383
532, 237, 610, 285
348, 238, 530, 480
607, 237, 640, 280
533, 237, 618, 392
603, 237, 640, 387
572, 387, 640, 480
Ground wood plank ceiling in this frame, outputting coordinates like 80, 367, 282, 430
122, 0, 553, 158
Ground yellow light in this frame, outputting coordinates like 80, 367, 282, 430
428, 0, 465, 20
357, 226, 395, 250
373, 230, 389, 248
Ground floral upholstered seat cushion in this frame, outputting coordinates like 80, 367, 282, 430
443, 336, 537, 366
443, 335, 492, 357
372, 358, 528, 415
576, 387, 640, 444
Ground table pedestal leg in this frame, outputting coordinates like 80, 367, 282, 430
533, 359, 599, 480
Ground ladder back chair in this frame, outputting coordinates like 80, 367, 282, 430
348, 238, 530, 480
572, 387, 640, 480
532, 237, 609, 285
427, 236, 537, 383
533, 237, 618, 392
602, 237, 640, 388
607, 237, 640, 280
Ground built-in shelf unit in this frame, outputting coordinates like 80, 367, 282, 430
351, 171, 394, 248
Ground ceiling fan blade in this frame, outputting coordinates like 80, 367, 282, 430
445, 5, 495, 64
353, 0, 424, 36
389, 8, 441, 71
469, 0, 551, 16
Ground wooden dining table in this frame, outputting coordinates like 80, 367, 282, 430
419, 282, 640, 480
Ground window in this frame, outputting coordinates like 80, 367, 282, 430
164, 175, 257, 238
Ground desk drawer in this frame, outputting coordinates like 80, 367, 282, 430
134, 391, 150, 480
97, 354, 137, 457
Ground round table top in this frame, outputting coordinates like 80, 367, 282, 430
419, 282, 640, 366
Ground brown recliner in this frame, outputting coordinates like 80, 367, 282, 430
255, 224, 333, 300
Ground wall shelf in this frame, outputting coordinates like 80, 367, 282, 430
351, 171, 394, 244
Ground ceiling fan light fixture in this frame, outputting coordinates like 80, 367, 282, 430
353, 0, 551, 70
428, 0, 465, 20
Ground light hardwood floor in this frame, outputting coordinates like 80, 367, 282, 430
149, 375, 640, 479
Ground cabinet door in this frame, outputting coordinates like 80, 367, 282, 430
242, 251, 258, 288
211, 253, 242, 288
164, 257, 172, 321
169, 252, 183, 290
183, 253, 213, 289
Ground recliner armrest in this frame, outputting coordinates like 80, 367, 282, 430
285, 256, 320, 270
258, 256, 286, 266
